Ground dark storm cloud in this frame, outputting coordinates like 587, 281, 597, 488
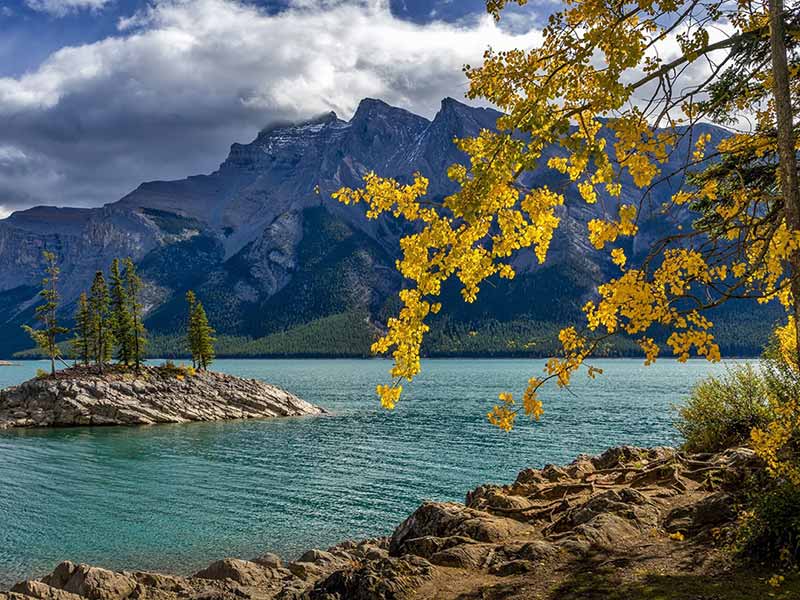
0, 0, 541, 216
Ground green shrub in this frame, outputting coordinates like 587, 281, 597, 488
158, 360, 195, 378
761, 341, 800, 404
675, 365, 772, 453
736, 479, 800, 565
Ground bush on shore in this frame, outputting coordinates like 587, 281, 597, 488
736, 478, 800, 565
676, 341, 800, 567
675, 364, 772, 453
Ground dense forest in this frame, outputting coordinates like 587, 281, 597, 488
14, 307, 775, 361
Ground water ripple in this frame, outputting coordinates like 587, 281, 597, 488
0, 357, 749, 586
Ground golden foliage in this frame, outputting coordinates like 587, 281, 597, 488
331, 0, 799, 426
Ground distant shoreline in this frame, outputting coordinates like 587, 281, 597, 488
1, 354, 762, 362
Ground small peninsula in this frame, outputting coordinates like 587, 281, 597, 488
0, 365, 324, 429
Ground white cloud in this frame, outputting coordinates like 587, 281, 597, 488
0, 0, 540, 210
24, 0, 111, 17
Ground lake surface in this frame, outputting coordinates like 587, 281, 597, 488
0, 357, 748, 587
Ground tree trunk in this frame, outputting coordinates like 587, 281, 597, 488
769, 0, 800, 364
132, 312, 140, 372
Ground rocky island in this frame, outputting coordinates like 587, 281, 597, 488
2, 445, 795, 599
0, 365, 323, 429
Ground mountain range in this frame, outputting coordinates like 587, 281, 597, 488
0, 98, 777, 358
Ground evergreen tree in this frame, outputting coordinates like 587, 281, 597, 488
70, 292, 91, 366
22, 251, 68, 377
123, 257, 147, 371
89, 271, 114, 371
186, 290, 215, 369
192, 301, 216, 370
109, 258, 134, 366
185, 290, 198, 369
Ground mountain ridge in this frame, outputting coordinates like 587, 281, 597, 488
0, 97, 774, 358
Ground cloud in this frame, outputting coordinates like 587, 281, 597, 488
0, 0, 540, 212
24, 0, 112, 17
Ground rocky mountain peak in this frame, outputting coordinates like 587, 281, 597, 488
0, 96, 747, 359
432, 97, 502, 134
350, 97, 427, 126
255, 110, 344, 139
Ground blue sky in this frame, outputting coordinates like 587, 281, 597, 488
0, 0, 544, 214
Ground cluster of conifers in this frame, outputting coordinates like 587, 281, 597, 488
24, 251, 216, 376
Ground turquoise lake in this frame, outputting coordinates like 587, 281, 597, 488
0, 357, 749, 587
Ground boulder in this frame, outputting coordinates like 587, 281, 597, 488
251, 553, 282, 569
193, 559, 271, 586
568, 513, 642, 550
127, 572, 192, 594
546, 488, 660, 540
10, 581, 83, 600
514, 540, 558, 562
307, 556, 433, 600
40, 562, 76, 590
390, 502, 525, 555
50, 564, 136, 600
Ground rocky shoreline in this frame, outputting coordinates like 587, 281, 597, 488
2, 445, 787, 600
0, 366, 324, 429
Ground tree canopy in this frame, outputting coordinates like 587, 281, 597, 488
186, 290, 216, 370
333, 0, 800, 428
89, 271, 114, 371
22, 251, 68, 377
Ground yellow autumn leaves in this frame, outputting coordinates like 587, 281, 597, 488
487, 379, 545, 432
330, 0, 797, 429
332, 147, 564, 411
751, 396, 800, 486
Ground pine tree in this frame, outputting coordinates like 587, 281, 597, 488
185, 290, 198, 369
70, 292, 91, 366
123, 257, 147, 371
186, 290, 215, 370
22, 251, 68, 377
89, 271, 114, 371
109, 258, 134, 366
192, 301, 216, 370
